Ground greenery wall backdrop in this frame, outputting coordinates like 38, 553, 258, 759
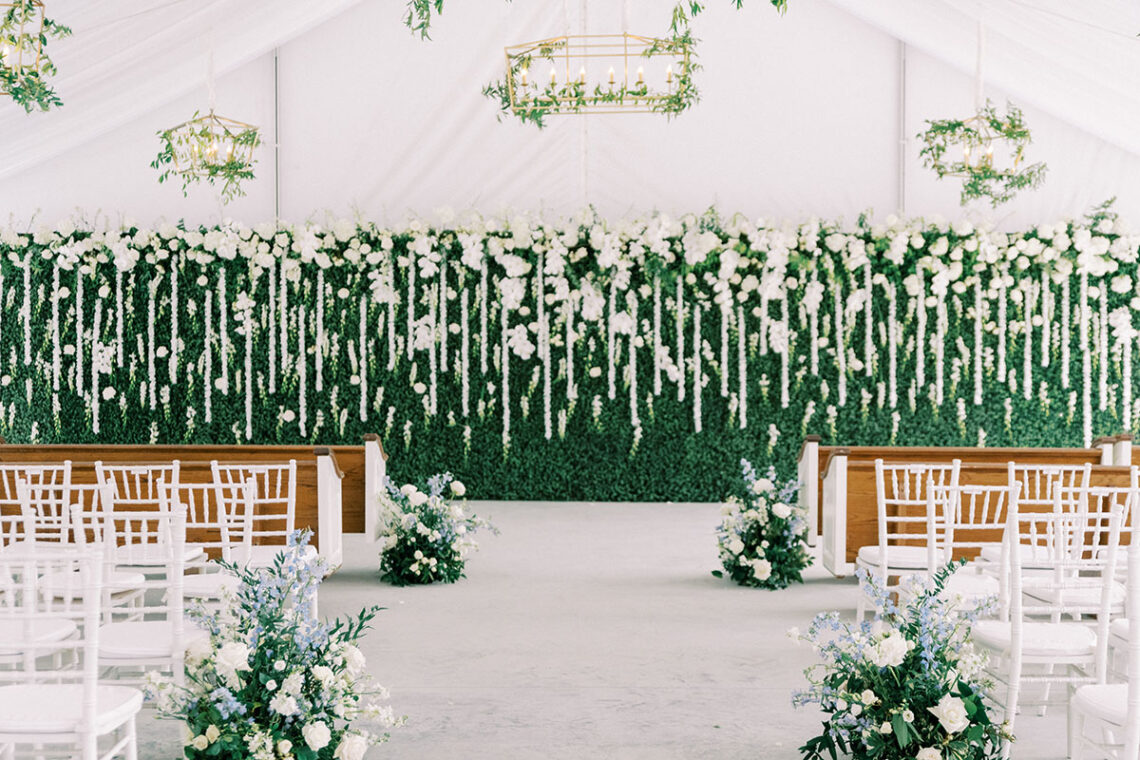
0, 204, 1135, 500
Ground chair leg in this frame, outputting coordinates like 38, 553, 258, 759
1069, 703, 1085, 760
125, 715, 138, 760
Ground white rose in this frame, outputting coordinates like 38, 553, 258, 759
214, 641, 251, 675
727, 538, 745, 555
303, 722, 332, 751
928, 693, 970, 734
334, 733, 370, 760
771, 503, 792, 519
751, 478, 773, 494
185, 636, 212, 664
916, 748, 941, 760
752, 559, 772, 581
341, 644, 367, 676
408, 491, 429, 507
282, 673, 304, 695
269, 693, 298, 716
451, 481, 466, 496
869, 631, 908, 668
204, 725, 220, 743
191, 735, 209, 751
400, 484, 417, 497
861, 689, 877, 704
311, 665, 335, 687
277, 739, 293, 756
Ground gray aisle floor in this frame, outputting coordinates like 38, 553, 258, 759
139, 501, 1066, 759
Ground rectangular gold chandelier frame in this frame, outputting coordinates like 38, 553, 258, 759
0, 0, 46, 74
163, 111, 260, 178
951, 113, 1024, 177
503, 32, 693, 116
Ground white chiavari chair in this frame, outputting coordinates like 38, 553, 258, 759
94, 461, 204, 569
1071, 542, 1140, 760
976, 463, 1093, 568
72, 499, 198, 687
174, 479, 254, 603
0, 462, 72, 552
0, 544, 143, 760
27, 481, 148, 616
973, 490, 1125, 757
210, 460, 311, 567
855, 459, 960, 619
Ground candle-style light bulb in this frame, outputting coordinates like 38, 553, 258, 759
636, 65, 644, 85
984, 143, 994, 166
607, 66, 615, 85
665, 65, 674, 85
578, 65, 586, 84
520, 68, 529, 87
963, 145, 971, 164
549, 67, 557, 86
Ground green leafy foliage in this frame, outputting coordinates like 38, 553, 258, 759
0, 0, 71, 112
714, 459, 811, 589
794, 564, 1012, 760
918, 100, 1047, 207
151, 112, 262, 203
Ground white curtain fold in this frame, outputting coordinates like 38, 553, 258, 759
0, 0, 365, 180
825, 0, 1140, 157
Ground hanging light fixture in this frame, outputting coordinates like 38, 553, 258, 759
917, 21, 1045, 206
0, 0, 71, 112
485, 32, 695, 127
152, 54, 261, 202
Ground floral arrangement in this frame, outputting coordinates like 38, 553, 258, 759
377, 472, 495, 585
145, 532, 402, 760
151, 111, 262, 203
0, 203, 1136, 502
0, 0, 72, 112
792, 565, 1010, 760
918, 100, 1047, 207
713, 458, 809, 589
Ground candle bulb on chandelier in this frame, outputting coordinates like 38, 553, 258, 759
578, 65, 586, 85
985, 143, 994, 166
520, 68, 529, 87
607, 66, 615, 86
636, 65, 644, 85
963, 145, 971, 164
549, 67, 557, 86
665, 65, 674, 85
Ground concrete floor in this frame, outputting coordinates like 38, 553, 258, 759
138, 501, 1067, 759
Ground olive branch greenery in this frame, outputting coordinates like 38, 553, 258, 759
151, 112, 262, 204
918, 100, 1047, 207
0, 0, 71, 112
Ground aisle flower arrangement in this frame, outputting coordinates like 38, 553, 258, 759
378, 472, 495, 585
0, 203, 1135, 500
713, 458, 809, 589
792, 565, 1010, 760
144, 532, 402, 760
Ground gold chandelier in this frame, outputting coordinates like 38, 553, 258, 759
152, 110, 261, 201
502, 32, 694, 117
0, 0, 43, 74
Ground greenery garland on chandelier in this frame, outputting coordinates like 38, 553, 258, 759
151, 110, 262, 203
0, 0, 71, 112
918, 100, 1047, 208
0, 202, 1136, 502
404, 0, 787, 126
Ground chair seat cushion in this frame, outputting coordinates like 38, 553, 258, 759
1110, 618, 1129, 645
0, 684, 142, 733
1024, 581, 1126, 610
98, 621, 207, 659
242, 544, 317, 568
182, 572, 239, 598
856, 545, 933, 570
0, 617, 77, 655
979, 543, 1056, 568
973, 620, 1097, 657
40, 570, 145, 598
113, 544, 204, 566
1073, 684, 1127, 725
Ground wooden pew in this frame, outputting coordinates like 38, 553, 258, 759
822, 453, 1134, 577
800, 437, 1131, 551
0, 437, 389, 566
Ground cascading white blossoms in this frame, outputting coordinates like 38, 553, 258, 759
0, 207, 1135, 469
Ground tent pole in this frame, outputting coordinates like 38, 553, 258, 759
896, 39, 906, 216
274, 46, 281, 220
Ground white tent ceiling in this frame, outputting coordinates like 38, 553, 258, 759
1, 0, 1138, 227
